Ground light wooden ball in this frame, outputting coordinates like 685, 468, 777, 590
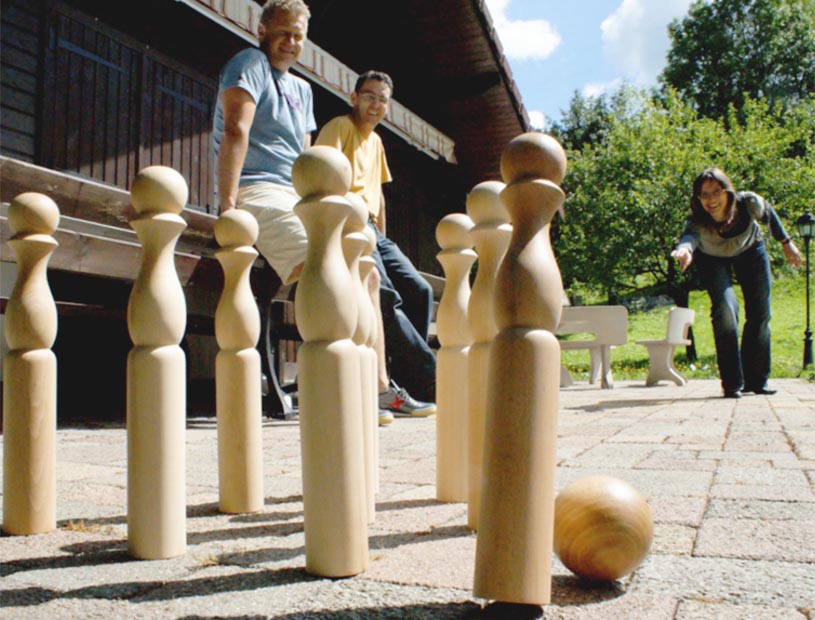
130, 165, 188, 215
291, 145, 352, 199
500, 132, 567, 186
435, 213, 474, 250
554, 475, 653, 581
9, 192, 60, 235
214, 208, 258, 248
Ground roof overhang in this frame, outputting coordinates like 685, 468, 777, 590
175, 0, 457, 164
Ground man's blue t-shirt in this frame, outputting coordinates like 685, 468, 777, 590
212, 48, 316, 188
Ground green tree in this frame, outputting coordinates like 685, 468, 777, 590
550, 91, 613, 152
554, 90, 814, 306
660, 0, 815, 120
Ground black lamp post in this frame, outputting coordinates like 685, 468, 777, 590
796, 211, 815, 369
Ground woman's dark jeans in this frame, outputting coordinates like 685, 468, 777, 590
369, 222, 436, 401
696, 240, 772, 393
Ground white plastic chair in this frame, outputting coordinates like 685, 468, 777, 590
636, 307, 695, 386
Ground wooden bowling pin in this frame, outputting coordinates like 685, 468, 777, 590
473, 133, 568, 605
292, 146, 368, 577
360, 225, 381, 493
343, 192, 377, 524
435, 213, 476, 503
215, 208, 264, 514
126, 166, 188, 560
2, 192, 59, 535
465, 181, 511, 530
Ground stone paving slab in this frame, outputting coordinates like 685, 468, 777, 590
2, 378, 814, 619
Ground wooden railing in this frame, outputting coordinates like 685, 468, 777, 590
0, 156, 443, 419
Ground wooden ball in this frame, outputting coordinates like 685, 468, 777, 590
214, 208, 258, 248
291, 145, 352, 198
8, 192, 60, 235
500, 132, 567, 186
554, 476, 653, 581
130, 165, 188, 214
436, 213, 474, 250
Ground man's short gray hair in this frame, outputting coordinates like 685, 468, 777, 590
260, 0, 311, 24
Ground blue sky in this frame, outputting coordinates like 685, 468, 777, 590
485, 0, 694, 128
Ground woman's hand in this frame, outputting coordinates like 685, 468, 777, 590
671, 247, 693, 272
783, 240, 803, 267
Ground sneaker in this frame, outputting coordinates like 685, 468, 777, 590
378, 381, 436, 417
743, 385, 777, 395
378, 409, 394, 426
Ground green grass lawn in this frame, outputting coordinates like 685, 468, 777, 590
560, 270, 812, 384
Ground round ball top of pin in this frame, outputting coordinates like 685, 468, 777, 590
130, 166, 188, 215
292, 145, 352, 199
500, 132, 567, 185
215, 208, 259, 248
436, 213, 475, 251
466, 180, 508, 226
8, 192, 60, 237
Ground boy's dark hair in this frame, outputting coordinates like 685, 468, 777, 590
354, 70, 394, 95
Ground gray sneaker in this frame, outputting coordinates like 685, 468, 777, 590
378, 382, 436, 417
378, 409, 394, 426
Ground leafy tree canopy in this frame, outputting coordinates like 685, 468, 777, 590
660, 0, 815, 120
553, 89, 815, 305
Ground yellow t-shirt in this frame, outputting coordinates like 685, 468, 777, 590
314, 115, 392, 219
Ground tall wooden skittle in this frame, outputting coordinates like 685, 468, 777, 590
215, 209, 263, 514
360, 225, 381, 492
292, 146, 368, 577
473, 133, 567, 607
126, 166, 188, 560
2, 192, 59, 535
435, 213, 476, 502
343, 192, 377, 524
465, 181, 510, 530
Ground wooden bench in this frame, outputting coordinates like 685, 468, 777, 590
557, 305, 629, 389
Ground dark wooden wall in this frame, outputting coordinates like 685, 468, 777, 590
0, 0, 463, 274
2, 0, 218, 211
41, 4, 217, 211
1, 0, 43, 162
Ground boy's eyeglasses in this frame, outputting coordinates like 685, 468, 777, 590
358, 92, 390, 105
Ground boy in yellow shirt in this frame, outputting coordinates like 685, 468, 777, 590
316, 71, 436, 417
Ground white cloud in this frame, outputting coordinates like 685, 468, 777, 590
583, 78, 623, 99
601, 0, 692, 85
527, 110, 546, 130
486, 0, 562, 60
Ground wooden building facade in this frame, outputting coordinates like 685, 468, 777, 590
1, 0, 529, 417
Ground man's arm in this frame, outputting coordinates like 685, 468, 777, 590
217, 87, 256, 213
377, 193, 386, 235
304, 132, 312, 148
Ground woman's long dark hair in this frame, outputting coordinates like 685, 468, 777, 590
690, 167, 737, 231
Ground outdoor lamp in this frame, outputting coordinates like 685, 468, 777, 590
796, 210, 815, 368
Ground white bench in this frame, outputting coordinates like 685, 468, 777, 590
637, 307, 695, 386
557, 305, 628, 389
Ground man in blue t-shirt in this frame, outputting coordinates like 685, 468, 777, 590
213, 0, 315, 285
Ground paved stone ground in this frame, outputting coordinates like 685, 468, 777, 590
1, 378, 813, 619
